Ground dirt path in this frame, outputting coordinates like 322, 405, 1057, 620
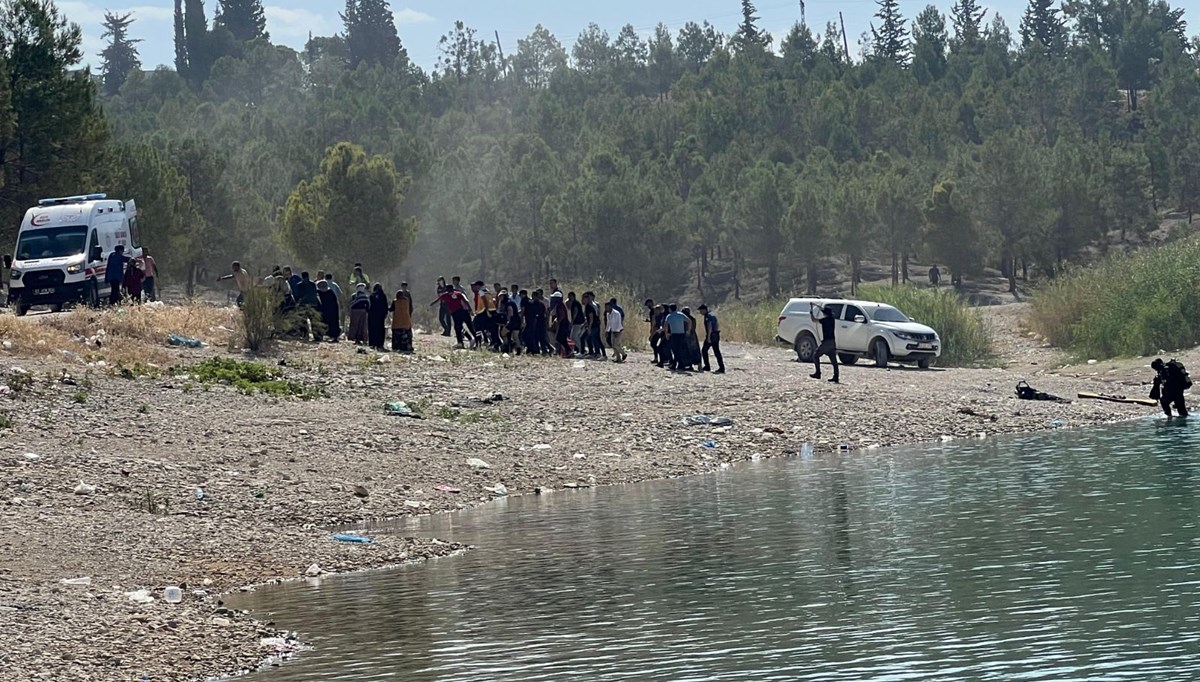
0, 319, 1166, 681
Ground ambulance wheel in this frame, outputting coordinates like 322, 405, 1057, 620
15, 304, 29, 317
50, 304, 63, 313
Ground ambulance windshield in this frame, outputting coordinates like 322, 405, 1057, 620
16, 226, 87, 260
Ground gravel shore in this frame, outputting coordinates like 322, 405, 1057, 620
0, 308, 1160, 681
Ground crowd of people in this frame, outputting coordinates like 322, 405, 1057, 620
103, 245, 160, 304
219, 264, 727, 373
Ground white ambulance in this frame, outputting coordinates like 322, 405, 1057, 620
5, 194, 141, 316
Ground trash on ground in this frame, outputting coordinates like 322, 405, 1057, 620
384, 401, 422, 418
488, 483, 508, 496
701, 440, 719, 449
332, 533, 373, 544
956, 407, 998, 421
305, 563, 322, 577
466, 457, 491, 469
683, 415, 735, 427
73, 481, 96, 495
126, 589, 154, 604
61, 577, 92, 586
764, 426, 785, 434
572, 360, 586, 369
479, 393, 507, 405
163, 586, 183, 603
434, 484, 461, 493
531, 444, 552, 451
352, 485, 369, 498
166, 334, 205, 348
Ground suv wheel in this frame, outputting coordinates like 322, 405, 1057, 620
838, 353, 858, 365
794, 333, 817, 363
872, 339, 889, 368
918, 357, 932, 370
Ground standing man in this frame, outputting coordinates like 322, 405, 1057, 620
567, 292, 585, 356
217, 261, 252, 305
141, 249, 159, 302
432, 284, 474, 349
928, 264, 942, 289
1151, 358, 1191, 418
471, 281, 498, 350
324, 273, 345, 331
810, 303, 840, 383
435, 277, 452, 336
605, 300, 626, 363
550, 291, 570, 357
664, 304, 689, 371
105, 245, 129, 306
699, 304, 725, 374
584, 292, 606, 359
349, 264, 370, 288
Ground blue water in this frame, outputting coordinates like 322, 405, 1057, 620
237, 419, 1200, 681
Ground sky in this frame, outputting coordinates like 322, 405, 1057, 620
60, 0, 1034, 73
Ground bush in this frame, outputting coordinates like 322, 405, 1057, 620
187, 357, 320, 399
857, 285, 993, 367
1029, 237, 1200, 359
240, 287, 280, 352
713, 299, 789, 346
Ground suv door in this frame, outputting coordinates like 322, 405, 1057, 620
840, 304, 872, 352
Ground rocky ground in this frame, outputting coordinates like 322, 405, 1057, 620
0, 303, 1168, 681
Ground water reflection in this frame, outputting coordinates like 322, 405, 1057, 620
236, 419, 1200, 681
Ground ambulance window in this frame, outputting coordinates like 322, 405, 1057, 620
128, 217, 141, 248
86, 230, 98, 261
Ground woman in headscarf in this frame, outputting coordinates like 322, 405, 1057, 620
348, 283, 370, 345
368, 282, 389, 351
317, 280, 341, 342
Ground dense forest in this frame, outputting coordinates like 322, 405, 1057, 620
0, 0, 1197, 300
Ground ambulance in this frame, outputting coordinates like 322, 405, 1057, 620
5, 194, 141, 316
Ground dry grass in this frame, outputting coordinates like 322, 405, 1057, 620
0, 303, 239, 367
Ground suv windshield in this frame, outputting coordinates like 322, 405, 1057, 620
871, 306, 910, 323
16, 226, 87, 260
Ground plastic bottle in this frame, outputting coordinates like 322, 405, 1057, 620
164, 586, 183, 604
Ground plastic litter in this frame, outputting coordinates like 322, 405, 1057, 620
701, 440, 719, 449
684, 415, 735, 427
166, 334, 205, 348
572, 360, 586, 369
195, 487, 206, 500
126, 589, 154, 604
799, 443, 815, 460
333, 533, 373, 544
1051, 419, 1066, 428
384, 401, 421, 418
73, 480, 96, 495
23, 453, 40, 461
434, 484, 462, 493
61, 577, 92, 586
531, 444, 552, 451
489, 483, 508, 496
163, 586, 183, 603
466, 457, 491, 469
305, 563, 322, 577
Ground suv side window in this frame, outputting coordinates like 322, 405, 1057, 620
824, 304, 844, 320
844, 305, 865, 322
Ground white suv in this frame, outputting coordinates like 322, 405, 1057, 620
776, 298, 941, 369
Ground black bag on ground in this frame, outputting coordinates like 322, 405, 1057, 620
1016, 380, 1070, 403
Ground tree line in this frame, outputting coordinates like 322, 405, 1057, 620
0, 0, 1198, 298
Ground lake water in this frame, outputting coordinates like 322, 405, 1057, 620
236, 419, 1200, 681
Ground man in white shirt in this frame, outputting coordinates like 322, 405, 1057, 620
605, 301, 626, 363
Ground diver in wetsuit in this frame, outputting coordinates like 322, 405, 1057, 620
809, 303, 839, 384
1151, 358, 1191, 418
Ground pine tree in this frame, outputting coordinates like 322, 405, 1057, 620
173, 0, 188, 77
214, 0, 268, 42
870, 0, 910, 66
342, 0, 405, 69
949, 0, 987, 47
733, 0, 769, 51
99, 12, 141, 96
1020, 0, 1066, 56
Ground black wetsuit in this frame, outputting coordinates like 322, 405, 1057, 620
1153, 363, 1190, 417
813, 313, 839, 380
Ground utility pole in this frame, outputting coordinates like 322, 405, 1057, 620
494, 30, 508, 75
839, 11, 850, 61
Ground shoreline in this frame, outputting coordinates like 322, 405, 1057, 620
0, 320, 1164, 682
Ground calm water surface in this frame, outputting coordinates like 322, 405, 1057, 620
237, 420, 1200, 681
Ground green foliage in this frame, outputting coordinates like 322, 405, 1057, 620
281, 141, 418, 276
214, 0, 268, 42
6, 371, 33, 394
239, 285, 279, 352
99, 12, 140, 96
71, 390, 88, 404
0, 412, 13, 429
712, 298, 789, 346
342, 0, 405, 69
1029, 237, 1200, 359
857, 285, 993, 366
187, 357, 320, 399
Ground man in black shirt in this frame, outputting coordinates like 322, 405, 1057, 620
810, 303, 840, 383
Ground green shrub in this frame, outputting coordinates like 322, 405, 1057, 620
857, 285, 993, 367
713, 299, 790, 346
187, 357, 320, 399
1029, 237, 1200, 359
240, 286, 280, 352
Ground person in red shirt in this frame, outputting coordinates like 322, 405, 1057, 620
431, 286, 475, 348
123, 259, 145, 304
